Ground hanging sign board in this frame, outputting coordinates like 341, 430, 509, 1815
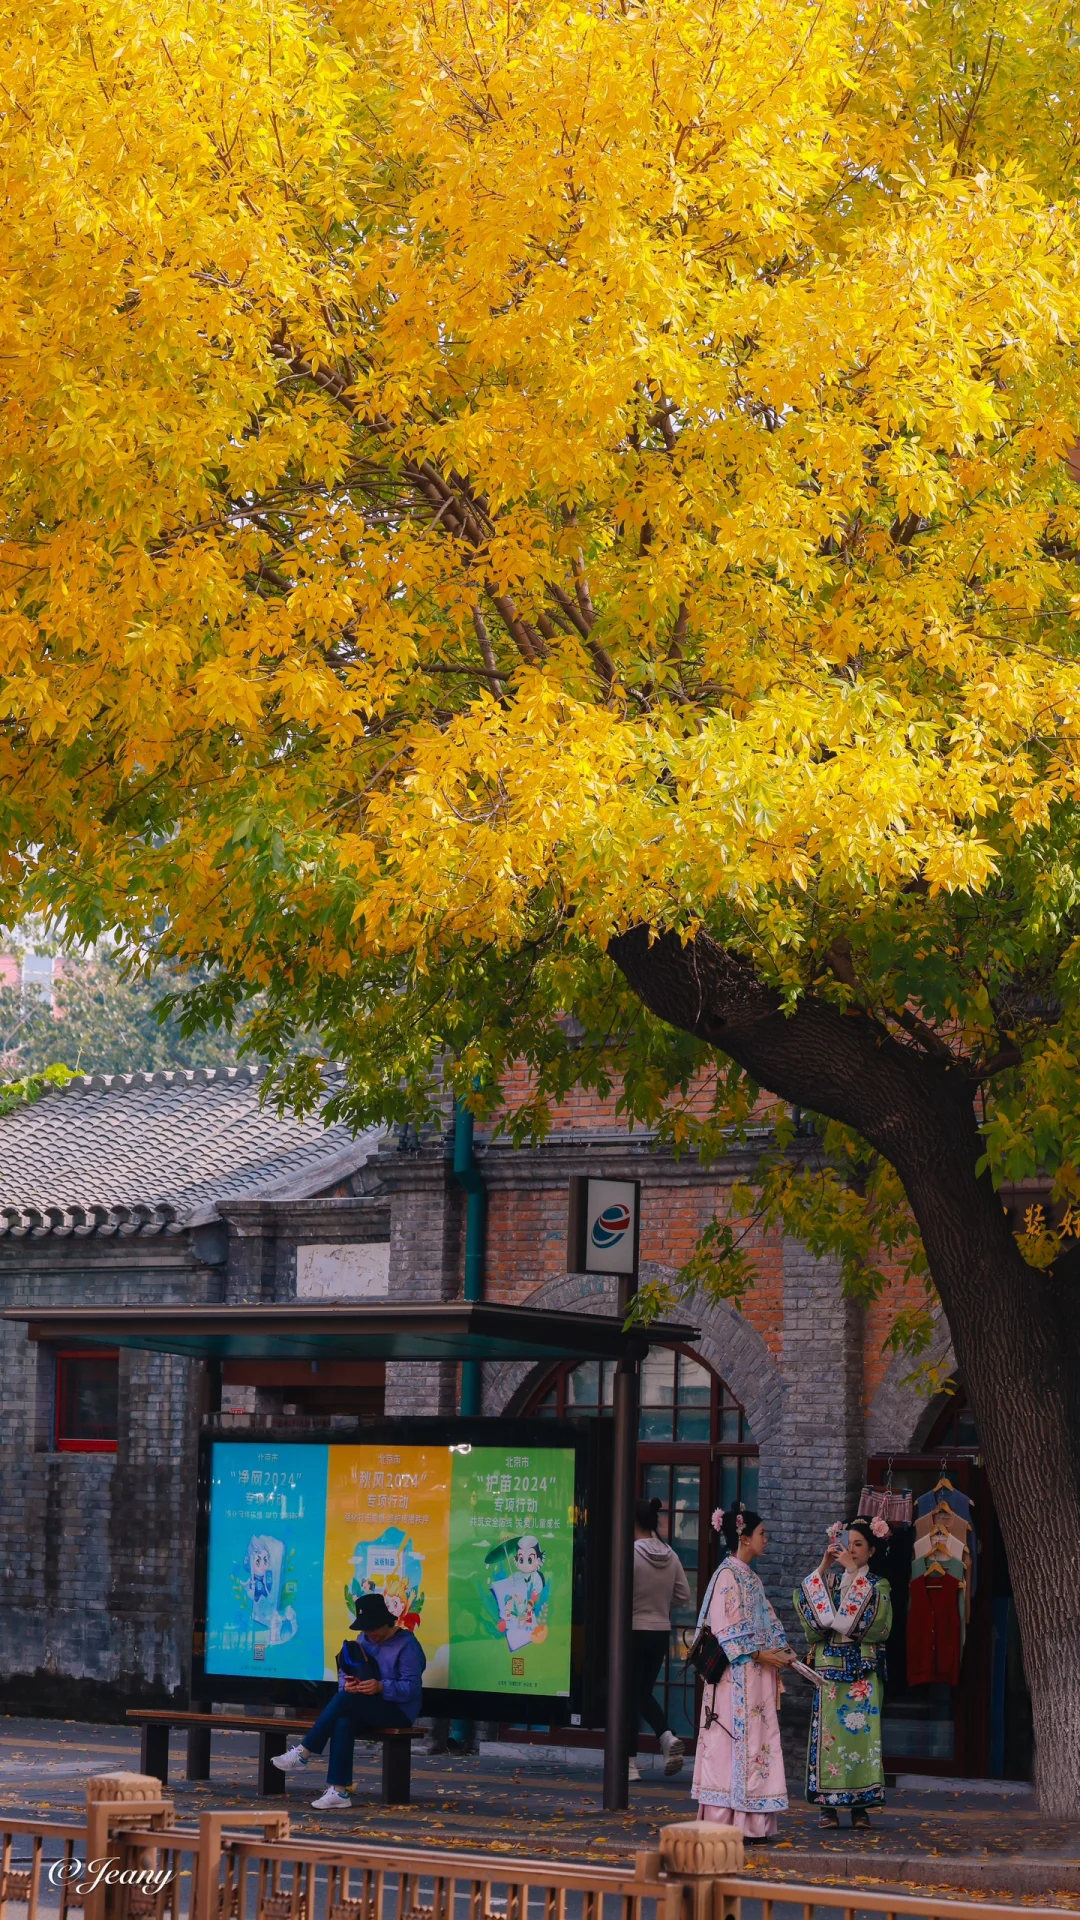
566, 1176, 640, 1278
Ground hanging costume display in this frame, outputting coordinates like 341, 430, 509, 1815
857, 1484, 913, 1527
794, 1539, 893, 1809
692, 1554, 790, 1837
906, 1477, 975, 1687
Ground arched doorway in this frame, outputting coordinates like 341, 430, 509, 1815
528, 1346, 758, 1737
867, 1376, 1032, 1780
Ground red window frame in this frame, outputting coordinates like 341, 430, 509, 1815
54, 1348, 119, 1453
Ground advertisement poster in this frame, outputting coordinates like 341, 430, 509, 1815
204, 1438, 577, 1698
205, 1443, 328, 1679
447, 1446, 576, 1696
323, 1445, 452, 1684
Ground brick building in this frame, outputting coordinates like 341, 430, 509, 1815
0, 1067, 1027, 1777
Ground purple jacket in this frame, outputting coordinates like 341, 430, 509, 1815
337, 1629, 426, 1722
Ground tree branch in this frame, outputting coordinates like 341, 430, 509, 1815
269, 337, 612, 684
472, 606, 506, 700
971, 1041, 1023, 1080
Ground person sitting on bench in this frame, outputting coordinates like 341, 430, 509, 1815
273, 1591, 426, 1809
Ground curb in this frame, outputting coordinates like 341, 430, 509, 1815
749, 1850, 1080, 1900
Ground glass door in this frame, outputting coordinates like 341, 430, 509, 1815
529, 1347, 760, 1743
639, 1456, 707, 1735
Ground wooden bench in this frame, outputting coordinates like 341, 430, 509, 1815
125, 1709, 421, 1804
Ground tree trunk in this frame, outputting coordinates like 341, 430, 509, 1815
609, 926, 1080, 1814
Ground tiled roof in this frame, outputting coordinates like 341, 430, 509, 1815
0, 1066, 380, 1236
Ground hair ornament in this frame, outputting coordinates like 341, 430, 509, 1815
711, 1508, 724, 1533
735, 1513, 746, 1535
870, 1516, 891, 1540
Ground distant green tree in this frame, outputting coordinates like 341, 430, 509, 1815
0, 948, 247, 1078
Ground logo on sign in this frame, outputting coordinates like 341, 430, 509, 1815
591, 1203, 631, 1249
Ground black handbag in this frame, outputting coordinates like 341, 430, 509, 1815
689, 1565, 730, 1686
689, 1622, 730, 1685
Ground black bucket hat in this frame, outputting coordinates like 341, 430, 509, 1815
351, 1592, 396, 1632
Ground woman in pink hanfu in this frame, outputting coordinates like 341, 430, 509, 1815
692, 1505, 794, 1841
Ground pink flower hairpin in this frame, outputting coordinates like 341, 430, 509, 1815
870, 1516, 891, 1540
735, 1513, 745, 1535
711, 1508, 724, 1533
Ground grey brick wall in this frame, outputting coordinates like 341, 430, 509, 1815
0, 1245, 214, 1714
866, 1315, 954, 1454
379, 1135, 461, 1415
765, 1238, 865, 1588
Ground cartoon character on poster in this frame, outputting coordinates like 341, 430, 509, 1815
235, 1534, 298, 1645
345, 1528, 424, 1631
484, 1535, 550, 1653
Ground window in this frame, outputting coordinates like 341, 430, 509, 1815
924, 1388, 980, 1453
529, 1349, 759, 1737
531, 1348, 756, 1469
55, 1350, 119, 1451
21, 952, 54, 1006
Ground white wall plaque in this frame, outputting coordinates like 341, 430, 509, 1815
295, 1242, 390, 1299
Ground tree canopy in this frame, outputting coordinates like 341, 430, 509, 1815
5, 0, 1080, 1213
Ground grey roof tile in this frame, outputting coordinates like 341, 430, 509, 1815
0, 1067, 379, 1228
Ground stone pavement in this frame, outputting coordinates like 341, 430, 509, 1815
1, 1720, 1077, 1906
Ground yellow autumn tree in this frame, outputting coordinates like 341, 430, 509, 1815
5, 0, 1080, 1805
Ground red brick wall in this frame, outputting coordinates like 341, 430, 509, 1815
481, 1172, 788, 1353
481, 1062, 926, 1391
491, 1063, 773, 1131
863, 1264, 930, 1408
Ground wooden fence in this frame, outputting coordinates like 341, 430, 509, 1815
0, 1774, 1069, 1920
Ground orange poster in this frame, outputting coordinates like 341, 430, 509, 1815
322, 1445, 452, 1684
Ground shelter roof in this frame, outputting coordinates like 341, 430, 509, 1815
6, 1301, 700, 1364
0, 1066, 379, 1237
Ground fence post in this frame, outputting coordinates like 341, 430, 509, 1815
84, 1775, 176, 1920
195, 1810, 292, 1920
658, 1822, 744, 1920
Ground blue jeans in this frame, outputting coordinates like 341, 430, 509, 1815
302, 1692, 411, 1788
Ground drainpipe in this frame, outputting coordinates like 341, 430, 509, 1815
453, 1097, 487, 1416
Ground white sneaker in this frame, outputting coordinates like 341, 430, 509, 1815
660, 1732, 685, 1776
311, 1787, 352, 1810
272, 1745, 309, 1772
628, 1760, 642, 1782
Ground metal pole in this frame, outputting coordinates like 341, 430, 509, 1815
454, 1098, 487, 1417
602, 1347, 640, 1809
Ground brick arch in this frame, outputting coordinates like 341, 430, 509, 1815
482, 1270, 619, 1416
865, 1312, 956, 1455
482, 1264, 783, 1443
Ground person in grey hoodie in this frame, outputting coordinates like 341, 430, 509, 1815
630, 1496, 692, 1779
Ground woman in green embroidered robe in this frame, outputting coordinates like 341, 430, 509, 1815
793, 1517, 893, 1829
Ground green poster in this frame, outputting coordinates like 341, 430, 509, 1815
448, 1445, 576, 1696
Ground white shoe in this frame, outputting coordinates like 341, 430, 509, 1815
311, 1787, 352, 1810
628, 1760, 642, 1782
272, 1745, 309, 1772
660, 1732, 685, 1776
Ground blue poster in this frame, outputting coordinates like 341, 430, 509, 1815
205, 1442, 328, 1679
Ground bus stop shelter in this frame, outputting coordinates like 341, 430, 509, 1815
6, 1299, 700, 1810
